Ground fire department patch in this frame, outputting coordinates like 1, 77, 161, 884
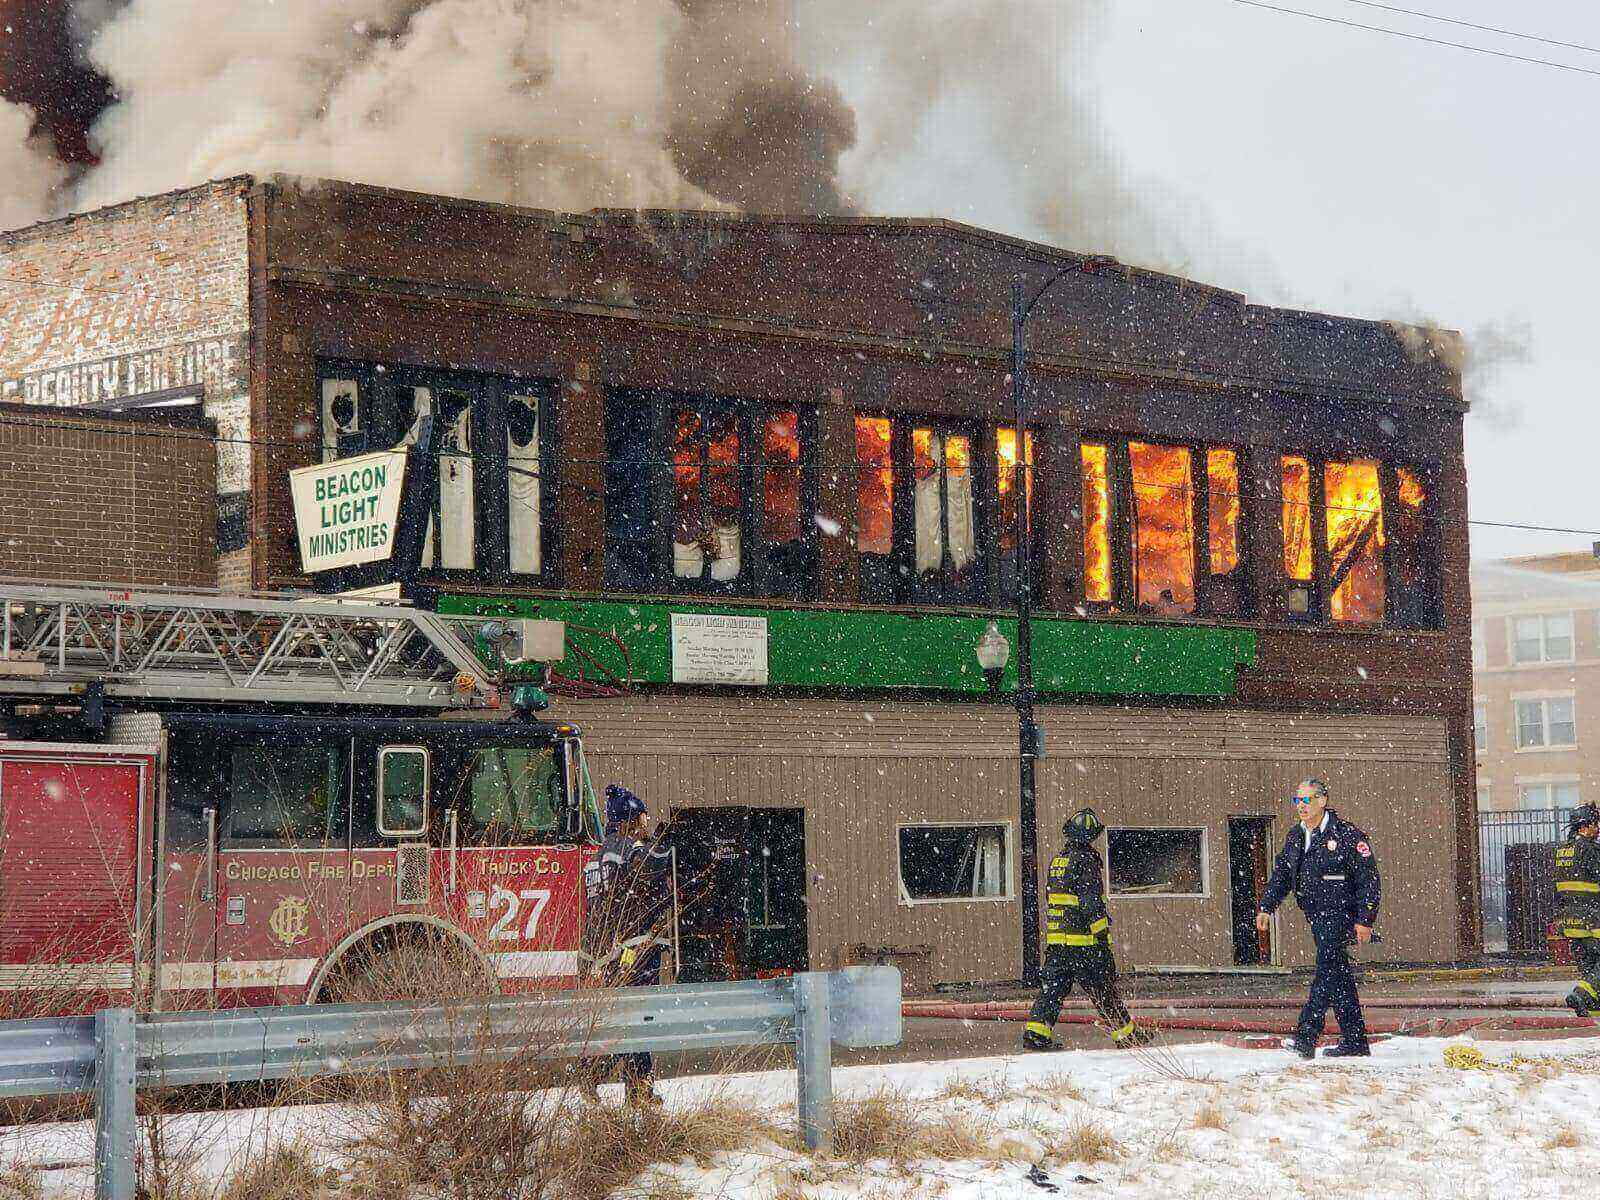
268, 895, 310, 948
1327, 840, 1337, 852
1356, 841, 1371, 858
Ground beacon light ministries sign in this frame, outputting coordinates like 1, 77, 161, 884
289, 450, 407, 572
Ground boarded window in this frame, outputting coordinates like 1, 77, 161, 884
1325, 458, 1384, 623
506, 394, 541, 575
898, 824, 1010, 901
1081, 442, 1113, 604
1107, 828, 1206, 896
855, 416, 893, 557
1130, 442, 1195, 614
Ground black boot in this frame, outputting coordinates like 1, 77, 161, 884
1022, 1027, 1058, 1052
1280, 1036, 1314, 1060
1113, 1023, 1156, 1049
1566, 990, 1593, 1019
1320, 1043, 1372, 1058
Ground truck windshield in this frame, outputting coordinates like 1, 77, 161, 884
459, 744, 562, 840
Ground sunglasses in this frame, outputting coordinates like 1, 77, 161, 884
1292, 795, 1317, 805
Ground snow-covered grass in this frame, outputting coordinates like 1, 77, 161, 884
1, 1036, 1595, 1199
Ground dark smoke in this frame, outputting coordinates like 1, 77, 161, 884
0, 0, 113, 164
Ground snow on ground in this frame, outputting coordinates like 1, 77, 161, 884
2, 1036, 1593, 1198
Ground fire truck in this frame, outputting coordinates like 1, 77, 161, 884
0, 582, 603, 1013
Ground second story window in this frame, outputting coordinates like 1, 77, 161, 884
1474, 702, 1488, 754
1080, 439, 1247, 618
1515, 696, 1576, 749
606, 390, 817, 598
1511, 614, 1574, 664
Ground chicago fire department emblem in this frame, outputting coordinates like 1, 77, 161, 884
267, 896, 311, 948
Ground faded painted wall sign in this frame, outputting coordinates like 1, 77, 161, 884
290, 448, 408, 572
670, 613, 769, 685
0, 335, 246, 404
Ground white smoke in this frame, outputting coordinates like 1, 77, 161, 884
0, 99, 67, 233
77, 0, 724, 214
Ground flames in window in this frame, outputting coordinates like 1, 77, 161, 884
1207, 448, 1240, 577
1281, 455, 1313, 583
1130, 442, 1195, 614
997, 428, 1035, 556
672, 406, 741, 580
1398, 466, 1425, 511
1326, 459, 1384, 623
671, 407, 703, 543
1081, 443, 1112, 603
762, 409, 802, 543
855, 417, 893, 556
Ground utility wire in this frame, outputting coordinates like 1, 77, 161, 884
0, 408, 1590, 540
1229, 0, 1600, 78
1339, 0, 1600, 56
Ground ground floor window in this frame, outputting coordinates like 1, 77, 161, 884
1106, 827, 1207, 896
897, 823, 1011, 901
1517, 781, 1579, 810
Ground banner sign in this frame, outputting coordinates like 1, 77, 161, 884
670, 613, 769, 685
290, 449, 408, 572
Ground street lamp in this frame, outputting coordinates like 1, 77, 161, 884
975, 620, 1010, 695
1008, 255, 1115, 988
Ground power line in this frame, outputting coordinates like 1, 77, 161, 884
1229, 0, 1600, 78
1339, 0, 1600, 56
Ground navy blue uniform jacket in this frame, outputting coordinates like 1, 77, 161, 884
1259, 809, 1380, 931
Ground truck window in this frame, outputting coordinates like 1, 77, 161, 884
460, 745, 561, 841
377, 745, 428, 838
226, 742, 349, 846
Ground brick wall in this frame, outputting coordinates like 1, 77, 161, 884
0, 405, 216, 587
0, 177, 253, 585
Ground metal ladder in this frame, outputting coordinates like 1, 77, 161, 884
0, 580, 499, 708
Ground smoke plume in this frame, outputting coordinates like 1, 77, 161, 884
1387, 315, 1531, 428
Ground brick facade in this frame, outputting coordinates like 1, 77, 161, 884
0, 404, 216, 587
0, 178, 253, 584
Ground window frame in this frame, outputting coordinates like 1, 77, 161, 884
1515, 779, 1581, 810
1278, 454, 1440, 628
1473, 701, 1488, 755
604, 388, 820, 600
376, 744, 430, 839
1472, 621, 1487, 669
1079, 436, 1250, 619
1514, 694, 1577, 751
894, 820, 1015, 906
218, 735, 355, 850
313, 359, 561, 587
1509, 612, 1575, 665
1104, 825, 1210, 899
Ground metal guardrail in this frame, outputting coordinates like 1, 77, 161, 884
0, 968, 903, 1200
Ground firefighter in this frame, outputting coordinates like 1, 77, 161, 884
582, 783, 674, 1106
1023, 807, 1154, 1051
1255, 778, 1380, 1059
1555, 803, 1600, 1018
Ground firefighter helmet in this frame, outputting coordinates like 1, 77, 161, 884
1064, 807, 1105, 844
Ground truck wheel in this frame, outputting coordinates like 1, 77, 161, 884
319, 926, 496, 1003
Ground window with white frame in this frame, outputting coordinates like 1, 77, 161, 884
897, 823, 1011, 901
1476, 782, 1492, 810
1106, 828, 1207, 897
1511, 614, 1574, 664
1517, 781, 1580, 810
1474, 703, 1488, 754
1515, 696, 1577, 749
1472, 622, 1487, 669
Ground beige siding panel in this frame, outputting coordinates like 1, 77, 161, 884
563, 695, 1457, 979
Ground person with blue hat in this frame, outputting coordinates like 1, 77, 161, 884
1555, 803, 1600, 1018
581, 784, 674, 1106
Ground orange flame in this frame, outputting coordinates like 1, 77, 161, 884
1281, 455, 1312, 582
997, 428, 1035, 555
1081, 443, 1112, 603
855, 416, 893, 555
672, 407, 703, 541
1207, 448, 1240, 577
912, 428, 937, 480
1130, 442, 1194, 613
1398, 466, 1425, 510
762, 409, 802, 543
1326, 459, 1384, 623
944, 433, 970, 475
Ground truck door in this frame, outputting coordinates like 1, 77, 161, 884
211, 735, 353, 1003
0, 753, 147, 1011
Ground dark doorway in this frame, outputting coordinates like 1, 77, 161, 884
666, 807, 809, 983
1228, 817, 1274, 965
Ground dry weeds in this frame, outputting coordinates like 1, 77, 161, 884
1544, 1125, 1582, 1150
0, 1166, 42, 1200
1192, 1102, 1228, 1131
1054, 1114, 1121, 1165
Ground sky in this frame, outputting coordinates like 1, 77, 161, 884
800, 0, 1589, 562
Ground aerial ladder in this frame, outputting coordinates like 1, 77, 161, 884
0, 579, 512, 712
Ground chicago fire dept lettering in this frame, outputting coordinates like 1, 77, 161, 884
268, 896, 311, 947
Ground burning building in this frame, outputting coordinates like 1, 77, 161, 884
0, 176, 1476, 983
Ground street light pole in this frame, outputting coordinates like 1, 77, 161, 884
1010, 257, 1113, 989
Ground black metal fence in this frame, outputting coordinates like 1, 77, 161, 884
1479, 807, 1572, 953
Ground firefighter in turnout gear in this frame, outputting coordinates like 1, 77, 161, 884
1256, 778, 1380, 1059
1023, 808, 1154, 1051
1555, 803, 1600, 1019
581, 784, 674, 1106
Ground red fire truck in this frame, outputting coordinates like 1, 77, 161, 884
0, 583, 603, 1013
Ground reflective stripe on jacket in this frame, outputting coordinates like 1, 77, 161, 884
1045, 842, 1110, 948
1555, 835, 1600, 936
